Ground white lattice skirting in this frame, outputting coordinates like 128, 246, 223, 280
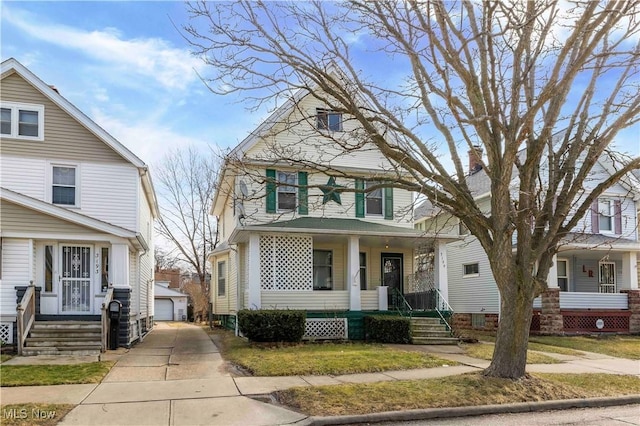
0, 322, 13, 344
260, 235, 313, 291
304, 318, 348, 340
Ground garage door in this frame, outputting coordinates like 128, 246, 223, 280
154, 299, 174, 321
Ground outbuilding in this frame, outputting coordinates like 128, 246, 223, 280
154, 282, 188, 321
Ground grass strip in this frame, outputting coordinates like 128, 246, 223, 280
0, 404, 74, 426
0, 354, 13, 364
209, 328, 456, 376
528, 335, 640, 359
276, 372, 640, 416
0, 361, 114, 387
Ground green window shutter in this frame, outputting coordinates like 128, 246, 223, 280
384, 187, 394, 220
266, 169, 276, 213
298, 171, 308, 215
355, 179, 364, 218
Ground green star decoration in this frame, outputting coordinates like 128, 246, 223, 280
320, 176, 344, 205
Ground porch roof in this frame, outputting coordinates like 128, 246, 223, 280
558, 233, 640, 252
230, 217, 459, 245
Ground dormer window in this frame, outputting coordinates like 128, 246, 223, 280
0, 102, 44, 141
316, 108, 342, 132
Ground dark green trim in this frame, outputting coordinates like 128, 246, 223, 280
384, 187, 394, 220
266, 169, 276, 213
355, 179, 364, 218
298, 171, 308, 215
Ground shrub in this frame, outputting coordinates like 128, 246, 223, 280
365, 315, 411, 344
237, 309, 306, 342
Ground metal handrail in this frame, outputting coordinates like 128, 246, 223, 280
101, 287, 114, 352
389, 287, 413, 317
16, 281, 36, 356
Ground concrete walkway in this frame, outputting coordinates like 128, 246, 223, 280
1, 323, 639, 425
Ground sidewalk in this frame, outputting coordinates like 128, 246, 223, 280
1, 324, 639, 425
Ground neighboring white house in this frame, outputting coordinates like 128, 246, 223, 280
0, 58, 158, 353
154, 281, 188, 321
209, 79, 456, 340
416, 147, 640, 334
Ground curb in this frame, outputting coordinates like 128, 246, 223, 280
302, 395, 640, 425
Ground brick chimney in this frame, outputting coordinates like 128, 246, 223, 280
468, 145, 483, 175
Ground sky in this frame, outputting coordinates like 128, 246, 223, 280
1, 0, 638, 174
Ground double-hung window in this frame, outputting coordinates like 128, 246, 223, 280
277, 171, 297, 211
313, 250, 333, 290
0, 102, 44, 140
52, 166, 77, 206
217, 261, 227, 297
365, 180, 383, 216
316, 108, 343, 132
359, 252, 367, 290
557, 259, 568, 292
598, 199, 613, 232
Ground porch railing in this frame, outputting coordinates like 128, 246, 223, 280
101, 287, 114, 352
389, 287, 413, 316
16, 281, 36, 356
403, 272, 453, 331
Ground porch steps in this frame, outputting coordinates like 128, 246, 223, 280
410, 317, 459, 345
22, 321, 101, 356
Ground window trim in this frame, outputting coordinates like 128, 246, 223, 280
48, 163, 80, 207
0, 101, 45, 141
557, 258, 569, 292
313, 249, 333, 290
277, 171, 297, 212
316, 108, 343, 132
463, 262, 479, 277
217, 260, 227, 297
597, 199, 614, 233
364, 180, 384, 216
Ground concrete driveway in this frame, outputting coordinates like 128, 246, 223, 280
59, 322, 307, 426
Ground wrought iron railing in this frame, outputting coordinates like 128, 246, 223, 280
389, 287, 413, 317
101, 287, 114, 352
402, 272, 453, 331
16, 281, 36, 356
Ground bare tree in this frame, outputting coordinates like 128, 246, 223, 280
183, 0, 640, 378
154, 247, 180, 272
155, 146, 219, 301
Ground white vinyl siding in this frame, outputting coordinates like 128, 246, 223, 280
0, 238, 31, 316
261, 291, 349, 310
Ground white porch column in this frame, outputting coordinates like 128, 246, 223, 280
621, 252, 638, 290
248, 234, 261, 309
111, 244, 130, 288
547, 255, 559, 289
347, 236, 361, 311
434, 241, 449, 303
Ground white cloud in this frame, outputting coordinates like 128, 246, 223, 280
3, 5, 204, 91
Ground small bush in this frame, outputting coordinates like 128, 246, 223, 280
238, 309, 305, 342
365, 315, 411, 343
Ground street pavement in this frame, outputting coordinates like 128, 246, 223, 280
1, 323, 639, 425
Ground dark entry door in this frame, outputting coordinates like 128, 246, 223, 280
382, 253, 403, 308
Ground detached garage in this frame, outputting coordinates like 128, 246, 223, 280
154, 282, 188, 321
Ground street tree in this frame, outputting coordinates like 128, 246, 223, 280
183, 0, 640, 378
155, 146, 219, 302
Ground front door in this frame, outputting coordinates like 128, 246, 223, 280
382, 253, 403, 308
60, 245, 92, 313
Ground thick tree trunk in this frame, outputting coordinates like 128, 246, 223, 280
484, 276, 535, 379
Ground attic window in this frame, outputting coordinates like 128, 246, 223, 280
316, 108, 342, 132
0, 102, 44, 141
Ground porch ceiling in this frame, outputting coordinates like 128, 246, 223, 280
229, 217, 459, 248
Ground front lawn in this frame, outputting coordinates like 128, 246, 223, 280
0, 354, 14, 364
528, 335, 640, 359
462, 342, 562, 364
0, 361, 114, 387
210, 329, 455, 376
276, 372, 640, 416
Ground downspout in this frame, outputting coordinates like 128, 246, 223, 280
137, 248, 147, 342
236, 247, 240, 337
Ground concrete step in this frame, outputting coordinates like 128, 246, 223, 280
32, 321, 101, 330
30, 331, 101, 339
26, 337, 102, 347
22, 346, 101, 356
411, 324, 448, 331
410, 317, 443, 324
412, 330, 452, 338
412, 336, 460, 345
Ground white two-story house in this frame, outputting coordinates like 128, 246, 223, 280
209, 82, 456, 340
416, 147, 640, 334
0, 58, 158, 354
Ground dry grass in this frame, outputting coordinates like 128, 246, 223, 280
0, 362, 114, 387
462, 342, 562, 364
0, 354, 13, 364
528, 335, 640, 359
0, 404, 74, 426
459, 331, 582, 356
276, 372, 640, 416
208, 328, 456, 376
